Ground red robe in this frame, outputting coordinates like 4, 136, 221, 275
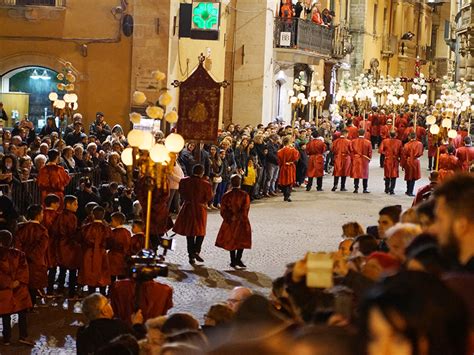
15, 222, 49, 289
350, 137, 372, 179
453, 130, 468, 148
107, 227, 131, 277
111, 279, 173, 325
401, 140, 424, 181
130, 233, 145, 255
369, 114, 380, 137
412, 183, 437, 206
79, 221, 111, 287
332, 137, 351, 177
173, 176, 212, 237
379, 125, 393, 140
306, 139, 326, 178
135, 178, 173, 237
42, 208, 59, 268
36, 164, 71, 207
52, 209, 82, 269
456, 146, 474, 172
0, 247, 32, 315
347, 126, 359, 140
438, 154, 460, 182
416, 126, 427, 142
215, 188, 252, 251
379, 138, 402, 178
277, 146, 300, 186
427, 133, 438, 158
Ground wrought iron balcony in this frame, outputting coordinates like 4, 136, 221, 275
274, 17, 333, 57
0, 0, 66, 7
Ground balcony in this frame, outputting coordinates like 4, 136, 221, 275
274, 17, 334, 62
0, 0, 66, 7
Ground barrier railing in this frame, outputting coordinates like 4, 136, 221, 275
1, 168, 101, 215
274, 17, 334, 56
0, 0, 66, 7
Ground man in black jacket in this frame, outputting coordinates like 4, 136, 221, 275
76, 293, 145, 355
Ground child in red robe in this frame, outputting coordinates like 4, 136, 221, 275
79, 206, 111, 295
0, 230, 34, 346
108, 212, 131, 283
15, 205, 49, 307
130, 220, 145, 255
42, 194, 60, 295
52, 195, 81, 298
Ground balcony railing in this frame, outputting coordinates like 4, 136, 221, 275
0, 0, 66, 7
274, 17, 333, 56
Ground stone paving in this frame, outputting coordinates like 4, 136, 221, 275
0, 152, 430, 354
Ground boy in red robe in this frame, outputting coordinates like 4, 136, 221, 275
0, 230, 34, 346
36, 149, 71, 208
130, 220, 145, 255
52, 195, 81, 298
215, 175, 252, 268
438, 145, 461, 182
305, 131, 326, 191
173, 164, 213, 265
350, 129, 372, 193
331, 129, 352, 191
108, 212, 131, 282
455, 136, 474, 172
277, 136, 300, 202
15, 205, 48, 307
42, 194, 60, 295
401, 132, 424, 196
79, 206, 111, 295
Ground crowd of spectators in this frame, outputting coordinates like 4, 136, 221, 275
0, 110, 473, 354
71, 173, 473, 355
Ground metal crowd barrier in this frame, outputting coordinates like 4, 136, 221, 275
2, 168, 101, 215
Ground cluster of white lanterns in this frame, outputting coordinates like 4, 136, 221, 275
48, 91, 79, 111
288, 71, 309, 107
335, 72, 356, 104
354, 74, 376, 108
131, 70, 178, 124
385, 77, 405, 109
121, 131, 185, 166
426, 77, 474, 138
309, 79, 327, 104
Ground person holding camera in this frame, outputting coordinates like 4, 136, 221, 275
173, 164, 213, 265
215, 174, 252, 268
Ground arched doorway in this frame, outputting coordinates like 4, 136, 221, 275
1, 66, 60, 129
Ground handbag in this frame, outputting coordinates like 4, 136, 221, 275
213, 176, 223, 184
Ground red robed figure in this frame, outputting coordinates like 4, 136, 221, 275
51, 209, 82, 270
350, 137, 372, 179
135, 178, 174, 237
215, 188, 252, 251
347, 126, 359, 140
427, 133, 438, 158
36, 165, 71, 206
379, 124, 392, 140
277, 145, 300, 186
42, 208, 59, 269
79, 221, 111, 287
401, 140, 424, 181
306, 139, 326, 178
332, 137, 352, 177
379, 137, 402, 178
369, 114, 380, 137
107, 227, 131, 277
111, 279, 173, 325
130, 233, 145, 255
173, 176, 212, 237
456, 145, 474, 172
438, 153, 461, 182
0, 247, 32, 315
15, 222, 49, 289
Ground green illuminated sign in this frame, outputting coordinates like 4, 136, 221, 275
192, 2, 219, 30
